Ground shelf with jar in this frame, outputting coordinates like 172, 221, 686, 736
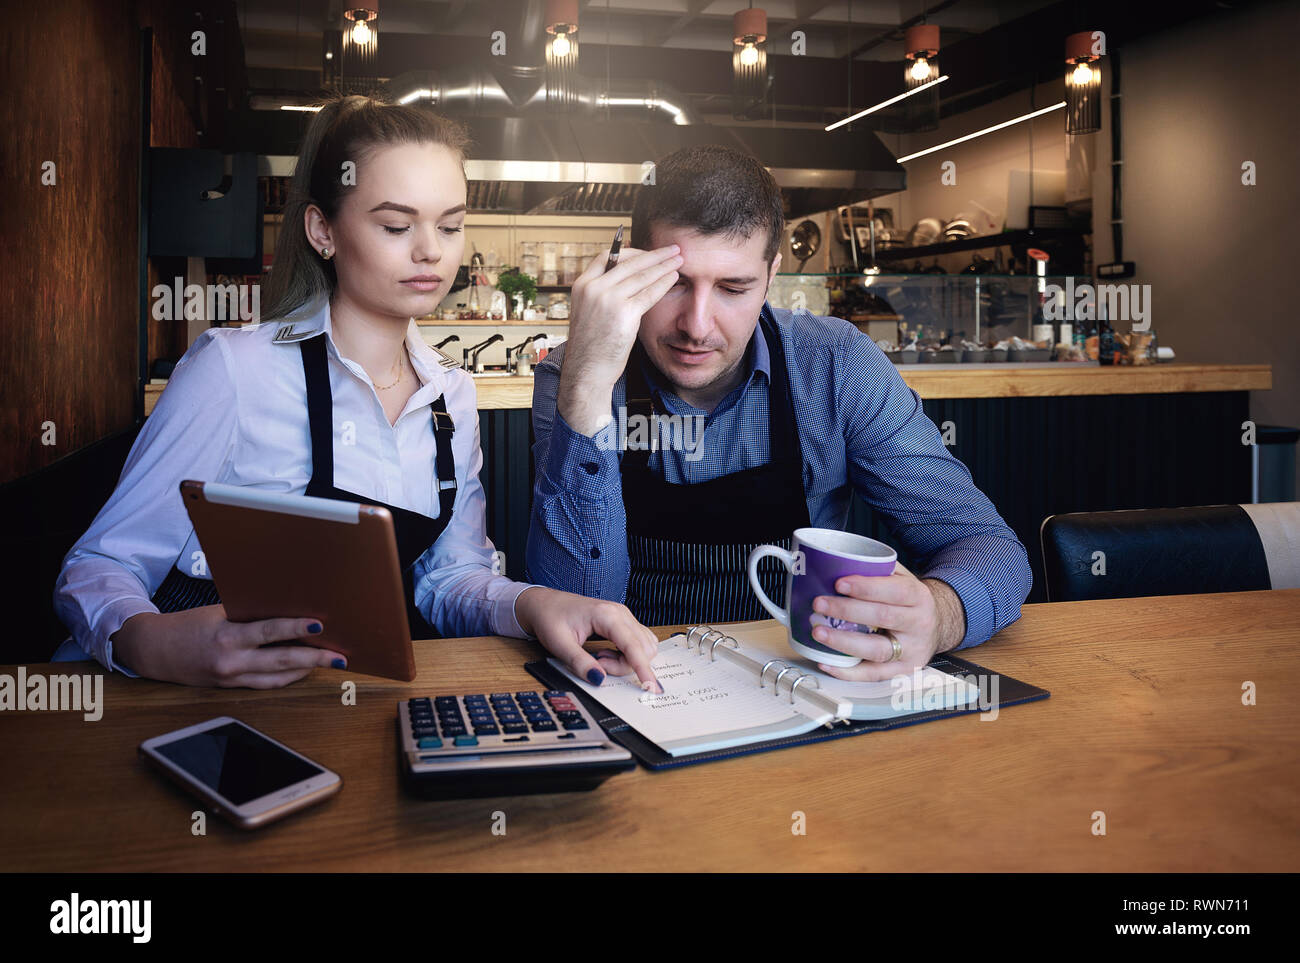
767, 271, 1120, 364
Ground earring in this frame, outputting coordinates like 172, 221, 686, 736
321, 247, 333, 260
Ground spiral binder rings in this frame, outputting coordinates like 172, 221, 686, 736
681, 625, 848, 727
525, 621, 1050, 771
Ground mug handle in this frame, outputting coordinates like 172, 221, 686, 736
747, 544, 797, 627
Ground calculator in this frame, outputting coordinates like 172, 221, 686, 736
397, 690, 635, 799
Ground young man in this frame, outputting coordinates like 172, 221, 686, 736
526, 144, 1032, 682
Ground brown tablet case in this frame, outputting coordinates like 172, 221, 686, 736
181, 480, 416, 681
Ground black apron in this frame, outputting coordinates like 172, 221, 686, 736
150, 333, 457, 638
620, 305, 812, 626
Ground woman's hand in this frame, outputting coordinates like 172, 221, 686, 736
110, 606, 348, 688
514, 586, 663, 693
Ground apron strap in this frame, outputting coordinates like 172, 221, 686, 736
430, 393, 457, 520
299, 335, 335, 491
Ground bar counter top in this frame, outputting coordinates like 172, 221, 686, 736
143, 363, 1271, 415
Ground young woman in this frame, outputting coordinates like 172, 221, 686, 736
53, 94, 660, 691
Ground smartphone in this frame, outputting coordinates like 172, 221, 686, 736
139, 717, 341, 829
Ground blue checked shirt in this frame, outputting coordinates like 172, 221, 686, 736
527, 303, 1032, 649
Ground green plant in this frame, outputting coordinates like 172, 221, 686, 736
494, 266, 537, 310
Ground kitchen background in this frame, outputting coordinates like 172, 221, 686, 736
3, 0, 1295, 479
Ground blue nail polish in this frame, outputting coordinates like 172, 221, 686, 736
308, 622, 323, 634
332, 658, 346, 669
586, 667, 606, 686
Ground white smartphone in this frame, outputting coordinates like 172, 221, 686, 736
139, 717, 342, 830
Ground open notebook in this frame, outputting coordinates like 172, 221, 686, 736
547, 621, 993, 758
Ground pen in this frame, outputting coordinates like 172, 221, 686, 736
603, 224, 624, 272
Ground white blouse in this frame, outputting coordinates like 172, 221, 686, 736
53, 298, 532, 674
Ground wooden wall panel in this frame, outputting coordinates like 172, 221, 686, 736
0, 0, 141, 482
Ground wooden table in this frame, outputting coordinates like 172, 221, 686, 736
3, 589, 1298, 872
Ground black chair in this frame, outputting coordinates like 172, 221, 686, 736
1039, 503, 1300, 602
0, 426, 142, 664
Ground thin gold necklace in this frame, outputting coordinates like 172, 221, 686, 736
373, 350, 404, 390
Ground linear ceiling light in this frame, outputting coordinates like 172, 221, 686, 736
895, 101, 1065, 163
825, 74, 949, 132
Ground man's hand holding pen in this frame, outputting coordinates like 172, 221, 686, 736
557, 227, 682, 437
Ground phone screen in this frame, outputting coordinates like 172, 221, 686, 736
154, 721, 324, 805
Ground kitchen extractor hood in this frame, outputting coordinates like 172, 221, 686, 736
381, 67, 905, 219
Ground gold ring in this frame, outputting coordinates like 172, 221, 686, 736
888, 635, 902, 662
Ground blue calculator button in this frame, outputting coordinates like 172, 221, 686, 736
544, 690, 566, 698
453, 735, 479, 747
490, 692, 513, 699
463, 694, 486, 701
474, 726, 500, 736
417, 737, 443, 749
434, 696, 457, 705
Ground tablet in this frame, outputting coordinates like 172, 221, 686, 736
179, 479, 416, 681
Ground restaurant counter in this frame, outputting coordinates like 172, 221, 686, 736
142, 363, 1271, 604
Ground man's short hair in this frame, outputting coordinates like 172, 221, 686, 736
631, 144, 786, 265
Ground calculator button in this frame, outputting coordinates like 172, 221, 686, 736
516, 691, 540, 699
474, 725, 500, 736
410, 698, 433, 709
530, 721, 558, 732
417, 737, 443, 749
453, 735, 479, 747
411, 725, 438, 737
490, 692, 513, 699
434, 696, 458, 706
562, 720, 590, 730
463, 694, 486, 702
555, 711, 582, 721
441, 726, 467, 737
502, 723, 529, 734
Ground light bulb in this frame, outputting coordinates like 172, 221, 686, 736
739, 42, 758, 66
552, 32, 570, 58
909, 56, 931, 82
1071, 61, 1094, 86
351, 19, 371, 45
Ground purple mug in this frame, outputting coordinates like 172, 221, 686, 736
747, 528, 897, 667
